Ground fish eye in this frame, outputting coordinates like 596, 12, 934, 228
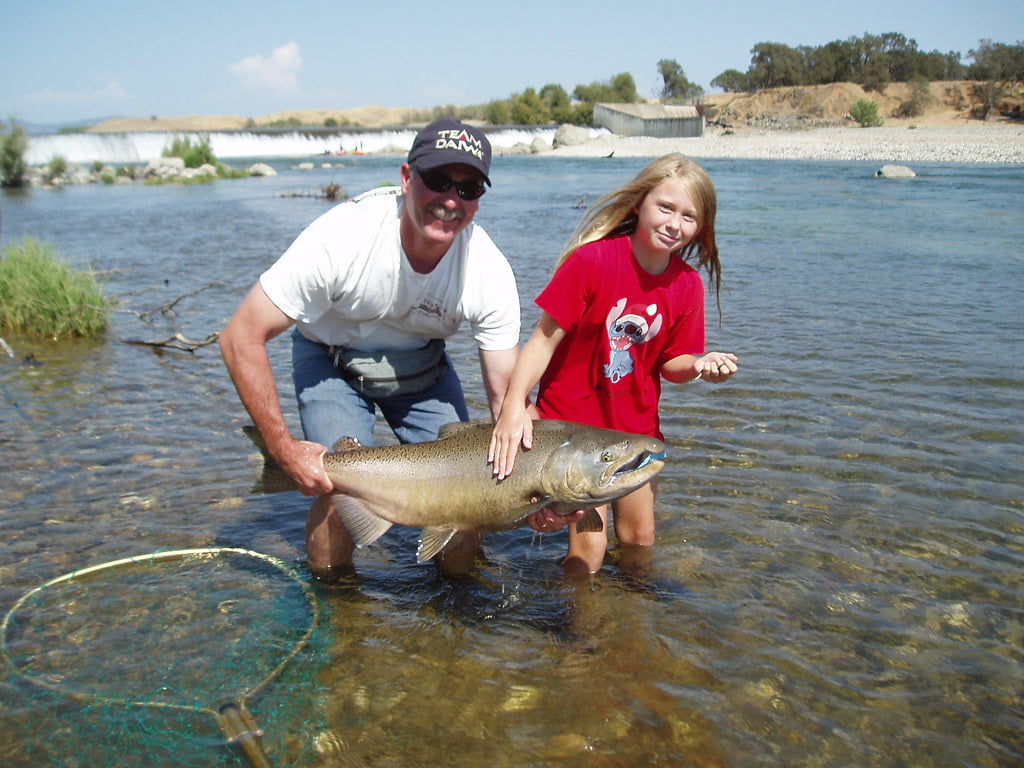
601, 450, 613, 462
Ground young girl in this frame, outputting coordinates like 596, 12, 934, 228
488, 153, 738, 575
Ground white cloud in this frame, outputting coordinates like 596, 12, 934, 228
229, 42, 302, 92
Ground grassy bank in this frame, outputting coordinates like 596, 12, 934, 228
0, 237, 109, 339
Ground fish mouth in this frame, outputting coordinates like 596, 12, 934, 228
612, 449, 667, 477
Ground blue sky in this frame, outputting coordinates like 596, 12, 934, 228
3, 0, 1020, 125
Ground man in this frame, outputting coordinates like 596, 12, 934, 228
220, 119, 522, 578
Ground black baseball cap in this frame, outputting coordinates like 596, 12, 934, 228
407, 118, 491, 185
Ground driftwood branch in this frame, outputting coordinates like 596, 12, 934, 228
4, 284, 225, 355
136, 281, 224, 321
123, 331, 220, 353
117, 281, 224, 352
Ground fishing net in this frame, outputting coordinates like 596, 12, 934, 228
1, 547, 321, 767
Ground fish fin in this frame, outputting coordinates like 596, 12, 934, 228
504, 496, 556, 524
330, 436, 363, 452
417, 526, 460, 562
333, 495, 392, 547
243, 426, 298, 494
436, 420, 488, 439
575, 508, 605, 534
243, 424, 267, 451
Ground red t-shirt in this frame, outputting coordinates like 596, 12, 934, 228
535, 235, 705, 438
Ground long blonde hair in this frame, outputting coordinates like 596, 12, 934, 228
558, 153, 721, 303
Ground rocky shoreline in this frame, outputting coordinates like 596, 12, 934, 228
20, 121, 1023, 188
544, 123, 1024, 164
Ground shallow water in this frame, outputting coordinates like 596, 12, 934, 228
1, 156, 1022, 767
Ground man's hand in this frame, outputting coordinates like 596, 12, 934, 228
526, 506, 584, 533
275, 438, 332, 497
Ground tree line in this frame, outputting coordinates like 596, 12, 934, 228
476, 34, 1022, 125
710, 34, 1024, 93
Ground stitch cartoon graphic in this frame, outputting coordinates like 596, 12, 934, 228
603, 298, 663, 383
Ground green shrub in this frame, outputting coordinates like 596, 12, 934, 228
163, 134, 216, 168
897, 77, 934, 118
216, 163, 250, 179
44, 154, 68, 183
1, 118, 28, 187
850, 99, 882, 127
0, 237, 109, 338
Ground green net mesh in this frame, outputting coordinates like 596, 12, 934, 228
2, 548, 323, 767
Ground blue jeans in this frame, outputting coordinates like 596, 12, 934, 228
290, 329, 469, 448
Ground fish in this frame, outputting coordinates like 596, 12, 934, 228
247, 420, 666, 562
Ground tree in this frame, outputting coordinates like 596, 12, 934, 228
878, 32, 918, 83
746, 42, 805, 90
539, 83, 573, 123
710, 69, 750, 92
804, 39, 857, 84
1, 118, 28, 188
968, 40, 1024, 82
509, 87, 547, 124
610, 72, 639, 102
574, 72, 640, 105
657, 59, 702, 100
484, 99, 510, 125
964, 40, 1024, 119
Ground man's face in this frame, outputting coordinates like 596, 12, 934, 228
399, 162, 485, 253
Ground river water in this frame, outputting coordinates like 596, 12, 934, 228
1, 154, 1022, 767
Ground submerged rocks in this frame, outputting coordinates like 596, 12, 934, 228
876, 164, 917, 178
247, 163, 277, 177
19, 158, 272, 186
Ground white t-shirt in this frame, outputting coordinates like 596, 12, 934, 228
260, 187, 520, 351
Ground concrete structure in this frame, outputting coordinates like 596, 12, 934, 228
593, 103, 704, 138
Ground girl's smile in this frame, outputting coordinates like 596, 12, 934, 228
630, 177, 700, 273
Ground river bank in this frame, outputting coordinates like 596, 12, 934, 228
544, 122, 1024, 164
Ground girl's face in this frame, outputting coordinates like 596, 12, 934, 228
631, 176, 700, 270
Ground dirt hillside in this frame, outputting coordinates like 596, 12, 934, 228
703, 81, 1022, 128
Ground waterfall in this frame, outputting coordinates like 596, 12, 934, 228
23, 126, 597, 166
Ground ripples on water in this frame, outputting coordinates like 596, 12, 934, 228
1, 156, 1022, 767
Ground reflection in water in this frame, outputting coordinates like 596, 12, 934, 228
1, 156, 1022, 767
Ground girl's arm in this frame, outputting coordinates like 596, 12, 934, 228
488, 312, 566, 480
478, 346, 519, 421
663, 351, 739, 383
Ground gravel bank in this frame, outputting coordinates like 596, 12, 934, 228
547, 123, 1024, 164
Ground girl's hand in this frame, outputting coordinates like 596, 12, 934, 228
488, 406, 533, 480
695, 352, 739, 383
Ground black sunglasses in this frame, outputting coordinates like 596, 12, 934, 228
413, 166, 487, 201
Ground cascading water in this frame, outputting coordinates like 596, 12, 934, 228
24, 126, 595, 165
